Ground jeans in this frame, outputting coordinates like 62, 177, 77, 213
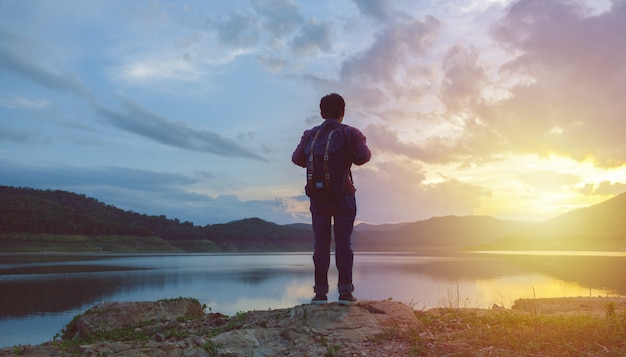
310, 194, 357, 296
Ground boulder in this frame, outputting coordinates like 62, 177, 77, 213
4, 299, 421, 356
62, 298, 204, 340
210, 300, 422, 356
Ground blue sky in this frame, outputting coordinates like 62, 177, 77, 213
2, 0, 626, 225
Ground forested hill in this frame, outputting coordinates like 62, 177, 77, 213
5, 186, 622, 253
0, 186, 312, 252
487, 191, 626, 250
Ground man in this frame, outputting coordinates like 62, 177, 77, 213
292, 93, 371, 305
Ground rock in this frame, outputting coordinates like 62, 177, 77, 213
0, 299, 421, 357
62, 298, 205, 340
209, 301, 422, 356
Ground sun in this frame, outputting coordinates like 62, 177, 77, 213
426, 153, 626, 222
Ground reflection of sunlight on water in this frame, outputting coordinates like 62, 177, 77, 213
285, 280, 316, 301
354, 270, 447, 309
206, 279, 317, 315
474, 251, 626, 257
476, 275, 613, 307
354, 262, 620, 310
473, 275, 601, 308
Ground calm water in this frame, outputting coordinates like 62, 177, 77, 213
1, 251, 625, 348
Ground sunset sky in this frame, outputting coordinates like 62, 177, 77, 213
1, 0, 625, 225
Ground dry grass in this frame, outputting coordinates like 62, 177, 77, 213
375, 297, 626, 356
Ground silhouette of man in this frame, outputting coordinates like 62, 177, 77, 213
292, 93, 371, 305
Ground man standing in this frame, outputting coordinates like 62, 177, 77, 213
292, 93, 371, 305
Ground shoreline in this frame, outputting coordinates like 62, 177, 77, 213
2, 296, 626, 353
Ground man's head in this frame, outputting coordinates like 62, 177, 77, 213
320, 93, 345, 120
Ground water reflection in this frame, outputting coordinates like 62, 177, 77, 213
0, 252, 624, 348
482, 253, 626, 295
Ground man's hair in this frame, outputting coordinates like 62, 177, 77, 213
319, 93, 345, 119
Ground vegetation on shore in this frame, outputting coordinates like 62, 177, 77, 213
7, 298, 626, 356
3, 185, 626, 253
401, 306, 626, 356
0, 186, 312, 252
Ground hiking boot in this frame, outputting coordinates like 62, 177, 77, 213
310, 294, 327, 305
338, 294, 358, 305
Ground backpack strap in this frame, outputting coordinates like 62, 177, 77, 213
307, 130, 322, 187
323, 128, 340, 191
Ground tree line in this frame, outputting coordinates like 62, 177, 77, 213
0, 186, 312, 250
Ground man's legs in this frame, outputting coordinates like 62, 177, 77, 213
334, 195, 357, 296
310, 198, 332, 296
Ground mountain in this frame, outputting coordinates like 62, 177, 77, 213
354, 222, 410, 232
0, 186, 311, 252
204, 218, 311, 251
283, 223, 312, 231
353, 215, 531, 251
486, 192, 626, 250
2, 185, 625, 253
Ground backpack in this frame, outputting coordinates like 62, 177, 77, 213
303, 122, 352, 198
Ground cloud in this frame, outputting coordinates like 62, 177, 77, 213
197, 195, 292, 224
252, 0, 303, 37
364, 123, 437, 162
0, 95, 50, 110
481, 0, 626, 166
0, 159, 195, 195
578, 180, 626, 196
95, 99, 268, 162
0, 29, 95, 102
341, 15, 442, 87
257, 56, 287, 72
354, 159, 491, 223
351, 0, 395, 21
518, 170, 580, 192
440, 43, 490, 112
0, 159, 293, 225
291, 19, 333, 56
210, 0, 332, 60
332, 22, 502, 165
333, 0, 626, 171
344, 0, 626, 173
110, 56, 204, 84
0, 124, 38, 144
216, 13, 261, 47
338, 14, 443, 113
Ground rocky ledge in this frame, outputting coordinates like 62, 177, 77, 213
1, 298, 421, 356
4, 296, 626, 356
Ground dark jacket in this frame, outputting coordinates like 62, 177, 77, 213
292, 119, 371, 194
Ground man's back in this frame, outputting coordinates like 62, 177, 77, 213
291, 93, 371, 306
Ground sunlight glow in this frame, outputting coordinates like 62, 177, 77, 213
474, 275, 602, 308
423, 154, 626, 221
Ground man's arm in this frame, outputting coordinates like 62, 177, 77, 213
291, 130, 309, 168
350, 128, 371, 165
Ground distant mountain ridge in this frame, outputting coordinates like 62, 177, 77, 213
486, 191, 626, 251
353, 215, 531, 251
1, 185, 625, 252
0, 186, 311, 252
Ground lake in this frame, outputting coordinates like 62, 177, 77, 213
1, 251, 625, 348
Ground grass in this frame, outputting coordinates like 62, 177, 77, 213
10, 294, 626, 356
374, 307, 626, 356
0, 233, 181, 252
